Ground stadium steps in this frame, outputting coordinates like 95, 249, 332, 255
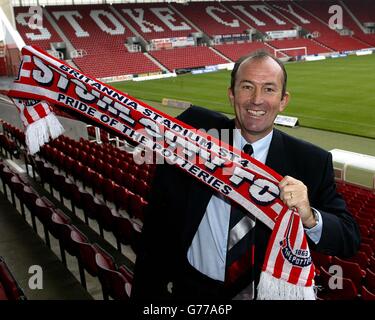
339, 0, 368, 35
263, 2, 303, 29
143, 52, 169, 73
43, 8, 76, 58
293, 1, 334, 30
208, 47, 232, 63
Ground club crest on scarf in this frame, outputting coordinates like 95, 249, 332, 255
280, 213, 312, 268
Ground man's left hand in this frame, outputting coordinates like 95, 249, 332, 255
279, 175, 316, 228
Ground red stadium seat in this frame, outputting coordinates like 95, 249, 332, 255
34, 197, 55, 247
347, 251, 369, 270
369, 256, 375, 273
95, 252, 131, 300
49, 210, 72, 266
91, 172, 104, 196
361, 286, 375, 300
319, 266, 358, 300
130, 221, 142, 255
359, 243, 374, 258
365, 268, 375, 292
103, 163, 113, 180
128, 193, 148, 221
70, 229, 91, 289
118, 265, 133, 284
102, 178, 117, 204
96, 202, 115, 238
112, 212, 134, 250
0, 282, 7, 300
22, 185, 39, 231
311, 251, 333, 269
332, 257, 366, 290
114, 186, 133, 212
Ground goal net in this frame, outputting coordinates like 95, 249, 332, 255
274, 46, 307, 58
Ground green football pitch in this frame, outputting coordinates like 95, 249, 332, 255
112, 54, 375, 140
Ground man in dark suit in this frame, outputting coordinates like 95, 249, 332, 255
131, 51, 360, 300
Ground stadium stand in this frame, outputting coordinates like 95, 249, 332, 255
11, 0, 375, 79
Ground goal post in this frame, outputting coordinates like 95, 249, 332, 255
274, 46, 308, 58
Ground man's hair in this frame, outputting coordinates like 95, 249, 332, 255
230, 50, 288, 98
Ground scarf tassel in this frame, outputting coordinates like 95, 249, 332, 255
257, 271, 316, 300
24, 111, 64, 155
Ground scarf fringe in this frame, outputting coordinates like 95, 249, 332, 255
257, 271, 316, 300
25, 112, 64, 154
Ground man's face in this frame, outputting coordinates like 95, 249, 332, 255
228, 57, 290, 142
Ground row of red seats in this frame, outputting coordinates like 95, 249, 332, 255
34, 155, 147, 224
214, 42, 271, 62
336, 181, 375, 199
48, 136, 154, 193
2, 121, 26, 147
312, 251, 375, 300
150, 46, 227, 72
313, 181, 375, 300
336, 180, 375, 238
0, 133, 19, 159
50, 136, 155, 182
34, 156, 144, 255
39, 142, 151, 204
0, 160, 133, 300
318, 265, 375, 300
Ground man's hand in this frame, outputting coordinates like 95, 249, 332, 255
279, 176, 317, 228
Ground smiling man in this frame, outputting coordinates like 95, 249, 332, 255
229, 52, 289, 143
131, 51, 360, 300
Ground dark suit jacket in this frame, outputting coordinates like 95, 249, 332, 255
131, 106, 360, 300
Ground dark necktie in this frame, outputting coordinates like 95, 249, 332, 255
225, 143, 256, 294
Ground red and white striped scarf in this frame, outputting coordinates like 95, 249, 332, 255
8, 46, 316, 300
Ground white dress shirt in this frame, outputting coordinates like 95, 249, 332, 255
187, 129, 323, 281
